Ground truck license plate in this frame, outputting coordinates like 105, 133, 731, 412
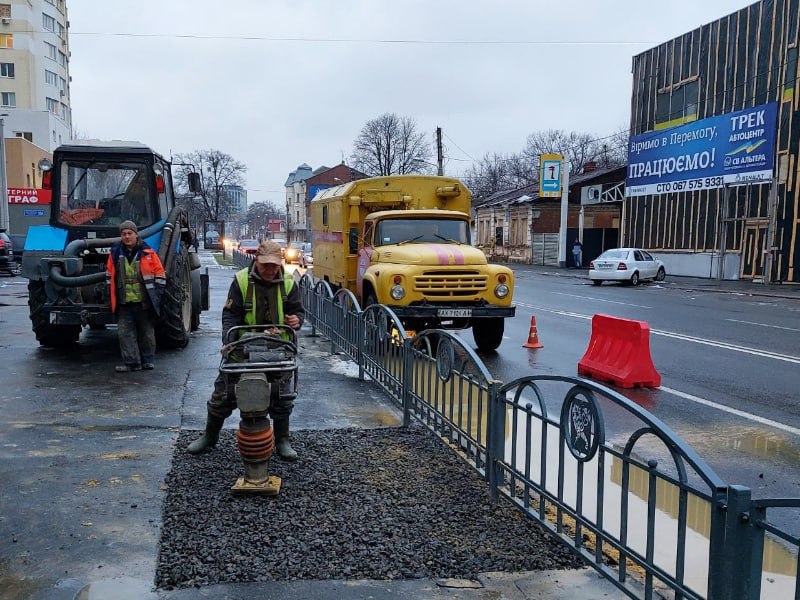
437, 309, 472, 318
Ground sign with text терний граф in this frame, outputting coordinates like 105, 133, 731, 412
539, 153, 563, 198
625, 102, 778, 197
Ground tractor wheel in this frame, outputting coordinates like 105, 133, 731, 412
157, 247, 192, 349
472, 317, 504, 352
27, 281, 80, 347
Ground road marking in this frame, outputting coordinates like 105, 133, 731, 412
725, 318, 800, 333
659, 386, 800, 437
551, 292, 652, 309
515, 302, 800, 364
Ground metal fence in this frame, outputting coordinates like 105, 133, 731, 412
298, 272, 799, 599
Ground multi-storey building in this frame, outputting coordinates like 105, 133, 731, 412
0, 0, 71, 151
222, 184, 247, 215
628, 0, 799, 283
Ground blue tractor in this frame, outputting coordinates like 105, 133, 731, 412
21, 140, 209, 348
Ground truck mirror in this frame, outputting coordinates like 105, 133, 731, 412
349, 228, 358, 253
188, 172, 202, 194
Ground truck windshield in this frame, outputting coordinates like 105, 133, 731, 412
375, 218, 470, 246
57, 161, 155, 228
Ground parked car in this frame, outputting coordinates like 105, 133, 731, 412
274, 239, 287, 258
0, 231, 16, 275
588, 248, 666, 286
285, 241, 305, 264
238, 239, 260, 255
299, 242, 313, 268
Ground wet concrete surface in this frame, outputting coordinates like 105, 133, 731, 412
0, 256, 640, 600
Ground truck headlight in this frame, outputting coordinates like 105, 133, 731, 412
390, 285, 406, 300
494, 283, 509, 298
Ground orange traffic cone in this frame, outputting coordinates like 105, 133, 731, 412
522, 316, 544, 349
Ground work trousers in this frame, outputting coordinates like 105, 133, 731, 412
207, 371, 294, 421
117, 302, 156, 366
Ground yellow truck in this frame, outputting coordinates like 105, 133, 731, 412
310, 175, 515, 351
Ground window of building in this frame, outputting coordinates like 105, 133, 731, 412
58, 76, 65, 90
42, 13, 55, 32
60, 101, 67, 115
58, 23, 64, 38
0, 34, 13, 49
0, 62, 13, 78
45, 69, 57, 85
655, 79, 699, 130
46, 96, 59, 113
15, 131, 32, 142
0, 4, 10, 18
58, 51, 66, 67
45, 41, 56, 60
44, 0, 54, 5
784, 47, 797, 102
1, 91, 15, 107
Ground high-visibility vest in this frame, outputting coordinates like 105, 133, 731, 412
235, 267, 294, 326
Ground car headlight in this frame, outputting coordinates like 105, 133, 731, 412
390, 285, 405, 300
494, 283, 509, 298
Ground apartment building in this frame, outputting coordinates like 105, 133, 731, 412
0, 0, 71, 151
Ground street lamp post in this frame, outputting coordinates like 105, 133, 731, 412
0, 115, 8, 231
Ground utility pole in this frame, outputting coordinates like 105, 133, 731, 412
436, 127, 444, 176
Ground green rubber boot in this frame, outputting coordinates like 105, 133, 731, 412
187, 415, 225, 455
273, 418, 298, 461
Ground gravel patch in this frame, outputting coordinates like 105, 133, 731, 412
157, 425, 583, 590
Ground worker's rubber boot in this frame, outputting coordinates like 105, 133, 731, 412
187, 415, 225, 455
273, 418, 298, 461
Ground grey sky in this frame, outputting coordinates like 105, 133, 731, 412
68, 0, 754, 206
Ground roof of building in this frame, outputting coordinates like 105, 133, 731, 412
284, 163, 314, 186
473, 164, 626, 209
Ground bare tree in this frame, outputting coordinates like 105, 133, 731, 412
350, 113, 433, 176
522, 129, 606, 174
172, 149, 247, 222
245, 201, 283, 239
462, 152, 534, 203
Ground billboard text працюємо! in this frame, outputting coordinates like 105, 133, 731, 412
626, 102, 778, 197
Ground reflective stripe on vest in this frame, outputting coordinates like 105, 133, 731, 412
235, 268, 294, 326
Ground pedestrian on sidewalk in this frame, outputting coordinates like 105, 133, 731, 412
107, 220, 166, 373
572, 238, 583, 268
188, 240, 305, 460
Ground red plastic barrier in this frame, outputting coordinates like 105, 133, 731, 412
577, 314, 661, 388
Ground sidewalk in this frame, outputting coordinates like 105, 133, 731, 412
507, 262, 800, 301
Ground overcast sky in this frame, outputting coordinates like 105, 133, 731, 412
68, 0, 754, 207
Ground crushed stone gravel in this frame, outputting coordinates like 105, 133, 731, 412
156, 425, 584, 590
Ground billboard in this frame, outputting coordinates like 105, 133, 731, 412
203, 220, 225, 250
626, 102, 778, 197
7, 188, 52, 204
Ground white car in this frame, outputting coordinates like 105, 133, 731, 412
588, 248, 666, 286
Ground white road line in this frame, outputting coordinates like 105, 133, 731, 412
515, 302, 800, 364
551, 292, 653, 309
659, 386, 800, 437
725, 318, 800, 333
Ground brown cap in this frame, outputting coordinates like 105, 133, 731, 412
256, 240, 283, 265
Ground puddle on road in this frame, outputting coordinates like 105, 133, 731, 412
75, 576, 157, 599
505, 416, 798, 598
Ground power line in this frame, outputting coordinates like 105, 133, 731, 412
67, 31, 655, 46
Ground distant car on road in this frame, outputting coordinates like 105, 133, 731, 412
274, 239, 287, 258
285, 241, 305, 264
238, 239, 260, 255
299, 242, 313, 268
588, 248, 666, 286
0, 231, 17, 276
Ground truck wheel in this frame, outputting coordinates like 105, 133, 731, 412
472, 318, 504, 352
27, 281, 81, 346
157, 248, 192, 349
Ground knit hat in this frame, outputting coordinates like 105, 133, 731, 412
119, 220, 138, 234
256, 240, 283, 265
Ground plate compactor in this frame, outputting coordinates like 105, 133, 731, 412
220, 325, 298, 496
